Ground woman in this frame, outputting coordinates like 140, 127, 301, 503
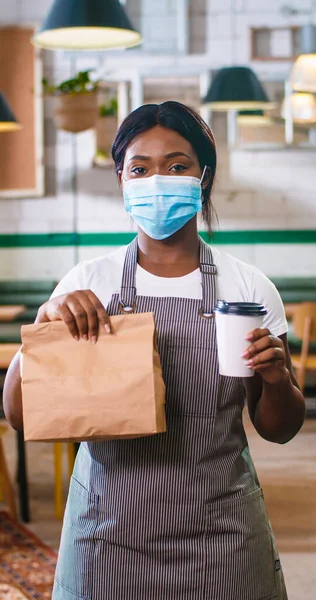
4, 101, 305, 600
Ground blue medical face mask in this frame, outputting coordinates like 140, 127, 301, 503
123, 172, 205, 240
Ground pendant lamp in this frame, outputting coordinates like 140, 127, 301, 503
237, 110, 274, 127
32, 0, 142, 51
0, 93, 22, 132
291, 55, 316, 93
202, 66, 275, 111
281, 92, 316, 123
291, 24, 316, 92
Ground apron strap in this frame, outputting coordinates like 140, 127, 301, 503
120, 236, 138, 310
119, 235, 217, 315
199, 238, 217, 315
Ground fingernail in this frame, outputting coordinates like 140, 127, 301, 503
82, 334, 88, 341
74, 336, 79, 342
245, 334, 253, 341
105, 324, 111, 334
91, 336, 97, 345
247, 360, 254, 366
241, 351, 249, 358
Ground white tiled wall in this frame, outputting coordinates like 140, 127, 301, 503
0, 247, 76, 280
140, 0, 178, 53
0, 0, 315, 281
0, 0, 52, 22
189, 0, 207, 54
206, 0, 313, 64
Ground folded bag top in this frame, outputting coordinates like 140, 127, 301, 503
21, 312, 166, 442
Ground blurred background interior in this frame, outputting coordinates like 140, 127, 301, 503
0, 1, 315, 598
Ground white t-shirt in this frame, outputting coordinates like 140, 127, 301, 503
51, 245, 288, 338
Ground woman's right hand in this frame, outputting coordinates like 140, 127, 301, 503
35, 290, 111, 343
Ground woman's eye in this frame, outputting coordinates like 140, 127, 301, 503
131, 167, 147, 175
170, 164, 187, 173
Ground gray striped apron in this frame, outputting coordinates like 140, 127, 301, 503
53, 237, 287, 600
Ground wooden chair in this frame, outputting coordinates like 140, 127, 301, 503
54, 442, 76, 519
290, 303, 316, 392
0, 424, 17, 519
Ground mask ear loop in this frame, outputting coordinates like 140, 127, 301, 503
200, 165, 208, 187
200, 166, 208, 206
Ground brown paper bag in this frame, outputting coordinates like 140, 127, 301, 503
21, 312, 166, 442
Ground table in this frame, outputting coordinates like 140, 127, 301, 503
0, 305, 26, 322
0, 343, 21, 369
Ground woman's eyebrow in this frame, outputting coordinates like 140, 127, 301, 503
127, 151, 192, 163
128, 155, 150, 162
165, 152, 192, 160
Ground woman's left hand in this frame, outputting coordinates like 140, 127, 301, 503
242, 328, 289, 385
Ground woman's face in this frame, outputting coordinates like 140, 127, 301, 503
119, 125, 202, 185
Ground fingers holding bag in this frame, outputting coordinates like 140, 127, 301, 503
35, 289, 112, 342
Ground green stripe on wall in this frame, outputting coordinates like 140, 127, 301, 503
0, 230, 315, 248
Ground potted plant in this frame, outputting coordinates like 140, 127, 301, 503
94, 98, 118, 166
43, 70, 99, 134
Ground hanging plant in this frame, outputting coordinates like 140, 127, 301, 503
99, 98, 118, 117
43, 70, 100, 134
94, 98, 119, 166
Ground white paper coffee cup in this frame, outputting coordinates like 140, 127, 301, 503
214, 301, 267, 378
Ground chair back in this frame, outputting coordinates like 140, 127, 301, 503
292, 303, 316, 342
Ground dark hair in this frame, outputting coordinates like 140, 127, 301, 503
111, 101, 217, 232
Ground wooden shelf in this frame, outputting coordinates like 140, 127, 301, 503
251, 26, 300, 62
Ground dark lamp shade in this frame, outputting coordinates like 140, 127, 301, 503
202, 66, 275, 111
238, 110, 264, 117
0, 93, 22, 132
32, 0, 142, 51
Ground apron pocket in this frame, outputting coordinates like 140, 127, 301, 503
206, 487, 277, 600
54, 476, 99, 600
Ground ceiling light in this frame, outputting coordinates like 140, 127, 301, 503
290, 24, 316, 92
0, 93, 22, 132
237, 110, 274, 127
32, 0, 142, 51
281, 92, 316, 122
202, 66, 275, 111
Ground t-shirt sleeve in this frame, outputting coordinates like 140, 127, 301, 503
49, 261, 113, 309
19, 265, 87, 376
250, 267, 288, 337
50, 263, 86, 299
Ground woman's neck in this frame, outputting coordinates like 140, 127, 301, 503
137, 220, 200, 278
